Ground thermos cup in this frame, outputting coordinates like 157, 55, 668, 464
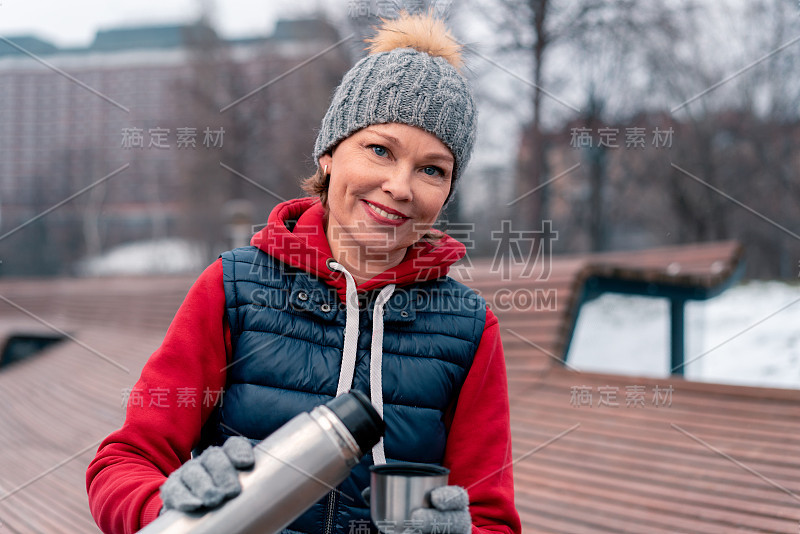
369, 462, 450, 532
139, 390, 384, 534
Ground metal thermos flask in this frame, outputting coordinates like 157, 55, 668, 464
138, 390, 384, 534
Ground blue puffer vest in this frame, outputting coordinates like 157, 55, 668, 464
209, 245, 486, 534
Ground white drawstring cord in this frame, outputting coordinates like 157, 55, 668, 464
369, 283, 396, 465
328, 261, 360, 397
327, 260, 395, 464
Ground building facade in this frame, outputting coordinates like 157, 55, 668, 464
0, 19, 349, 276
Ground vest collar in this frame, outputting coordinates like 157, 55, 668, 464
254, 198, 466, 303
288, 268, 417, 324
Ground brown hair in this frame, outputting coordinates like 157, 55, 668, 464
301, 165, 330, 206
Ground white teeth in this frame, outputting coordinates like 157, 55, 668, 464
368, 202, 403, 220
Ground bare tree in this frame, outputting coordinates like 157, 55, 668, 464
648, 0, 800, 276
175, 14, 351, 258
468, 0, 685, 238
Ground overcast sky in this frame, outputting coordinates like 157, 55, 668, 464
0, 1, 330, 47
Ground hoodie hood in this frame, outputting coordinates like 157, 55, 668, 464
251, 198, 465, 301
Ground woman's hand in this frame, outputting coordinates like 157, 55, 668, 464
411, 485, 471, 534
159, 436, 255, 513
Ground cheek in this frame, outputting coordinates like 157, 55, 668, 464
326, 175, 350, 208
329, 167, 371, 199
421, 187, 449, 218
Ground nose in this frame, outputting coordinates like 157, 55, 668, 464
381, 167, 413, 201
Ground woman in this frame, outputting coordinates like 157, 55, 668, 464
87, 12, 521, 534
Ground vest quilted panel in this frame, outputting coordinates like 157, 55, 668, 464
216, 246, 486, 533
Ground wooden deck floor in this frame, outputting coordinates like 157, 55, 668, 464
0, 276, 191, 533
506, 368, 800, 533
1, 242, 798, 533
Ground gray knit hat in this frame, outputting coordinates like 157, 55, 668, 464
313, 14, 477, 186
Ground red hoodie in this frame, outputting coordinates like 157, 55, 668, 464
86, 198, 521, 534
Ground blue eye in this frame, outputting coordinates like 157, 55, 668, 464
371, 145, 388, 157
423, 166, 443, 176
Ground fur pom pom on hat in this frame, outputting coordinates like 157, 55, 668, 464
364, 12, 464, 70
313, 12, 477, 190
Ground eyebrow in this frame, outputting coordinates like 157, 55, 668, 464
367, 129, 455, 164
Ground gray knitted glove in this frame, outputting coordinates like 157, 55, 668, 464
160, 436, 255, 513
410, 485, 471, 534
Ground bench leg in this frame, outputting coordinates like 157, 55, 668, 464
670, 299, 686, 376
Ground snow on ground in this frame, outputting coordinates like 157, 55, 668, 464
567, 281, 800, 389
76, 238, 207, 277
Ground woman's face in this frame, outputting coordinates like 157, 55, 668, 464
319, 123, 454, 274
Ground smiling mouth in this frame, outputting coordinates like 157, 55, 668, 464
364, 200, 407, 221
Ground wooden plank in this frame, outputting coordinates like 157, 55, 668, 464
517, 471, 798, 533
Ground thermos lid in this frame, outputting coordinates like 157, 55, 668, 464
327, 390, 385, 452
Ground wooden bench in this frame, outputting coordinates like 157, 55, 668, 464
456, 240, 745, 382
455, 240, 800, 533
2, 240, 799, 533
505, 368, 800, 533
